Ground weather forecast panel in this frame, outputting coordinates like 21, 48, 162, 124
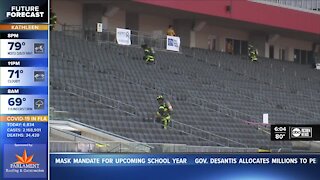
0, 67, 48, 86
0, 0, 48, 180
0, 39, 48, 59
0, 95, 48, 115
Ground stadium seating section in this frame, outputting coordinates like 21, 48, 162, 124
50, 31, 320, 150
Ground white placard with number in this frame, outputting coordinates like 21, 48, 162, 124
97, 23, 103, 32
263, 113, 269, 124
116, 28, 131, 45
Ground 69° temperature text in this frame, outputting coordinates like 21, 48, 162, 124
8, 98, 26, 106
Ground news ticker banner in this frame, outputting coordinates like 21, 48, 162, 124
51, 153, 320, 180
271, 125, 320, 141
0, 1, 49, 180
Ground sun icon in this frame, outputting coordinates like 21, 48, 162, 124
15, 149, 37, 164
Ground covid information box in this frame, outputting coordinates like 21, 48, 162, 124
0, 1, 49, 180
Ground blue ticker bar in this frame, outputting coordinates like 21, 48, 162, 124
50, 153, 320, 180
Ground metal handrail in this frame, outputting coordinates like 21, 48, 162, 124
51, 49, 175, 100
59, 82, 138, 116
60, 23, 166, 38
223, 83, 318, 123
191, 79, 273, 132
59, 25, 168, 51
117, 47, 270, 129
52, 31, 268, 141
51, 115, 153, 149
289, 105, 320, 120
250, 0, 320, 14
188, 95, 270, 133
167, 118, 248, 148
226, 67, 320, 120
50, 29, 290, 147
50, 141, 150, 153
196, 52, 320, 121
53, 81, 245, 147
50, 127, 138, 153
51, 105, 246, 148
50, 34, 254, 146
50, 127, 102, 144
72, 57, 254, 145
188, 92, 261, 123
50, 141, 259, 153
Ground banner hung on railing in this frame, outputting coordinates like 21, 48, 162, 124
166, 36, 180, 52
116, 28, 131, 45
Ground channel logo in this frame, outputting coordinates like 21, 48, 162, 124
290, 127, 312, 139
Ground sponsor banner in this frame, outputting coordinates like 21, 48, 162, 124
166, 35, 180, 52
4, 144, 47, 178
116, 28, 131, 45
51, 153, 320, 180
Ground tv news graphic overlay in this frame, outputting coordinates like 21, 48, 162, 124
0, 1, 48, 23
51, 154, 320, 180
0, 39, 47, 58
0, 1, 48, 179
271, 125, 320, 141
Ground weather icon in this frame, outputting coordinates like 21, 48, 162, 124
34, 43, 45, 54
34, 71, 45, 82
34, 99, 45, 110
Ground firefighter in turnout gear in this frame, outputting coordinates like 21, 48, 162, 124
248, 44, 258, 62
50, 8, 57, 31
141, 44, 155, 63
156, 95, 173, 129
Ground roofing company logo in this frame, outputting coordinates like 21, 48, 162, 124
14, 149, 37, 165
4, 144, 47, 178
10, 149, 40, 169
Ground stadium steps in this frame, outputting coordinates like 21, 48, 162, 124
48, 31, 320, 149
